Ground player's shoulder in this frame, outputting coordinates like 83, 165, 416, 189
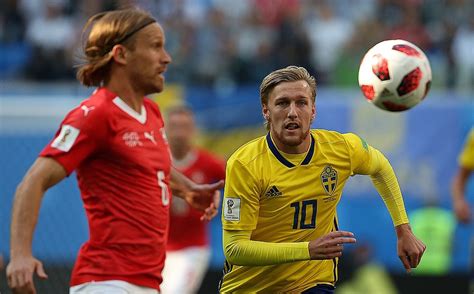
312, 129, 368, 151
197, 148, 224, 163
467, 127, 474, 143
311, 129, 347, 143
228, 135, 267, 166
65, 88, 112, 123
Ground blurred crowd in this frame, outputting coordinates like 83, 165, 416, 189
1, 0, 473, 90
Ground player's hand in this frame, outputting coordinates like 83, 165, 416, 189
6, 255, 48, 294
308, 231, 356, 260
184, 180, 224, 221
453, 198, 471, 224
396, 223, 426, 273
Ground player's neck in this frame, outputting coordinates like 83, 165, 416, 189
271, 131, 311, 154
172, 149, 197, 168
172, 147, 193, 161
105, 76, 144, 113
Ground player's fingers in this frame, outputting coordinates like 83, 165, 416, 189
327, 231, 355, 238
324, 245, 344, 254
213, 191, 221, 210
8, 272, 17, 288
408, 254, 418, 268
399, 255, 411, 273
36, 261, 48, 279
324, 251, 343, 259
200, 205, 217, 222
23, 270, 34, 288
204, 180, 225, 191
327, 237, 356, 246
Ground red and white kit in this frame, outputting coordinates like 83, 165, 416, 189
40, 88, 171, 290
161, 149, 225, 293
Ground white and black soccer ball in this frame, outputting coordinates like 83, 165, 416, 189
358, 39, 432, 112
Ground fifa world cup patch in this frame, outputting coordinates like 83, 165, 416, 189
223, 197, 241, 221
51, 125, 80, 152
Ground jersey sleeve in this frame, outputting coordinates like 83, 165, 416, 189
344, 133, 409, 226
39, 103, 107, 175
223, 229, 310, 266
222, 157, 261, 231
343, 133, 374, 175
459, 128, 474, 170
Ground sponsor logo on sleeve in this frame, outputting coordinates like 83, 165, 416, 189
51, 125, 80, 152
223, 197, 241, 221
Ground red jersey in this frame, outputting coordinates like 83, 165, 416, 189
167, 149, 225, 251
40, 88, 171, 290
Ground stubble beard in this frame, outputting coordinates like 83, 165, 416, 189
275, 127, 310, 147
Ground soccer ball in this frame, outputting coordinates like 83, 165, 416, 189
358, 39, 432, 112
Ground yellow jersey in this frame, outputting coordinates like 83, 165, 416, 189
459, 127, 474, 170
220, 129, 398, 293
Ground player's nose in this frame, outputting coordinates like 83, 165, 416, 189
287, 103, 298, 118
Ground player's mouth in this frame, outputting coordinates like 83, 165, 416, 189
284, 122, 300, 130
157, 68, 167, 77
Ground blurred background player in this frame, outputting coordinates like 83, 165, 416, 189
451, 126, 474, 292
161, 106, 226, 294
452, 126, 474, 224
337, 242, 398, 294
409, 196, 455, 275
6, 8, 222, 294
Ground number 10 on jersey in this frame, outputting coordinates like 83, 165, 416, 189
290, 200, 317, 229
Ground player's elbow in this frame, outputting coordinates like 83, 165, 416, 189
223, 241, 241, 265
223, 240, 250, 266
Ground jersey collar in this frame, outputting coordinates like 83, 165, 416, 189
266, 133, 315, 168
112, 97, 147, 124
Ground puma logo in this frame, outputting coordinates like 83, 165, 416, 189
144, 131, 157, 145
81, 105, 95, 116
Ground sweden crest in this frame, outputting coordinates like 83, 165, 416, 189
321, 165, 338, 195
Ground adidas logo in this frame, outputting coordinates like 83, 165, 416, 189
265, 185, 282, 198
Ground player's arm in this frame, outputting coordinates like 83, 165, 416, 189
451, 166, 472, 223
347, 133, 426, 272
170, 167, 224, 221
223, 229, 356, 266
7, 157, 66, 293
451, 128, 474, 223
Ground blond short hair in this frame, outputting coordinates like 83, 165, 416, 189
259, 66, 317, 106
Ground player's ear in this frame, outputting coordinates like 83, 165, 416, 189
111, 44, 127, 65
262, 105, 270, 121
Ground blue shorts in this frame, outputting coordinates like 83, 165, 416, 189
302, 284, 335, 294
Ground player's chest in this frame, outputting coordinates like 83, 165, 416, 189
107, 121, 170, 169
260, 162, 351, 208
